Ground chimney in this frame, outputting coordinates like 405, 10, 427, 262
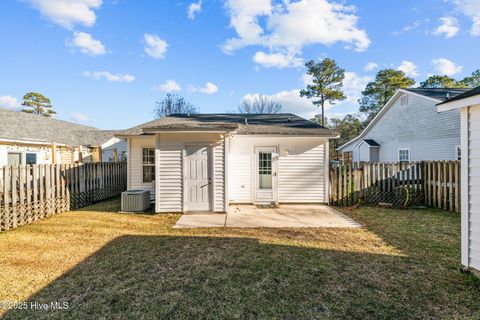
245, 118, 248, 125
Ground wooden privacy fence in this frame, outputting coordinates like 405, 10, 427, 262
0, 162, 127, 231
330, 161, 461, 212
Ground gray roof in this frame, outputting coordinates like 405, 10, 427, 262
406, 88, 470, 101
0, 108, 118, 146
117, 113, 339, 137
437, 86, 480, 105
362, 139, 380, 147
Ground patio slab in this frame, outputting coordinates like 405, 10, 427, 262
174, 205, 361, 228
173, 213, 226, 228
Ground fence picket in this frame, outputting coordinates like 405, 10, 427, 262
0, 162, 127, 231
330, 160, 461, 210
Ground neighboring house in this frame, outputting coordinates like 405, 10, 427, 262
0, 108, 126, 166
437, 86, 480, 275
116, 113, 338, 213
338, 88, 469, 164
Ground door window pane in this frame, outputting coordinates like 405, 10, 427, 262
258, 152, 272, 189
142, 148, 155, 183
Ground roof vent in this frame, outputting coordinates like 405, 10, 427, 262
288, 116, 291, 122
446, 93, 450, 99
245, 118, 248, 125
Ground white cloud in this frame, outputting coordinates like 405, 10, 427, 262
25, 0, 103, 29
432, 58, 463, 76
187, 1, 202, 20
223, 0, 370, 68
397, 60, 419, 77
0, 95, 21, 109
364, 62, 378, 72
243, 71, 371, 119
252, 51, 303, 68
70, 112, 91, 123
190, 82, 218, 94
393, 20, 421, 35
67, 31, 106, 56
433, 16, 459, 38
453, 0, 480, 36
144, 33, 168, 59
83, 71, 135, 82
157, 80, 182, 92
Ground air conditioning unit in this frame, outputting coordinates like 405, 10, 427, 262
121, 190, 151, 212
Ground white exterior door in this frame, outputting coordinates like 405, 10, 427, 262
185, 145, 211, 211
254, 146, 278, 203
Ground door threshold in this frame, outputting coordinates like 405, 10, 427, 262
183, 210, 218, 215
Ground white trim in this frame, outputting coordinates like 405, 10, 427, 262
460, 107, 469, 267
126, 139, 131, 190
397, 148, 410, 162
155, 134, 161, 213
0, 137, 67, 146
324, 139, 330, 205
338, 89, 441, 151
438, 95, 480, 112
224, 136, 230, 212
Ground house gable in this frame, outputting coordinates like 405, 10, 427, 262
340, 89, 461, 162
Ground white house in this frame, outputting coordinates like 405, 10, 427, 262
338, 88, 469, 164
116, 113, 339, 213
437, 86, 480, 275
0, 108, 126, 166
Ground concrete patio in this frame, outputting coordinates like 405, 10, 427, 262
173, 204, 361, 228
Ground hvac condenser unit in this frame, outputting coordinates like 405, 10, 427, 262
121, 190, 150, 212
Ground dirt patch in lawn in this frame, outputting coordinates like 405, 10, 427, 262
0, 199, 479, 319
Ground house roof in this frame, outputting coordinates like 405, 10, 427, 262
117, 113, 339, 137
0, 108, 118, 147
437, 86, 480, 105
338, 87, 466, 152
361, 139, 380, 147
405, 88, 470, 101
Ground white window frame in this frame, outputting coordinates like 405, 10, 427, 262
455, 145, 461, 160
398, 148, 410, 162
142, 148, 155, 183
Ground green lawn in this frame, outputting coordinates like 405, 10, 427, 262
1, 199, 479, 319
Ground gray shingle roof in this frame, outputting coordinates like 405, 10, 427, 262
0, 108, 118, 146
117, 113, 338, 137
406, 88, 470, 101
362, 139, 380, 147
437, 86, 480, 105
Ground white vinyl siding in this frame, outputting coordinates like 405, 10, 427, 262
467, 105, 480, 270
278, 143, 326, 202
156, 145, 183, 213
341, 92, 461, 162
213, 140, 225, 212
128, 137, 155, 194
228, 136, 327, 203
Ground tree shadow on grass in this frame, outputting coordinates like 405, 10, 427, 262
4, 234, 480, 320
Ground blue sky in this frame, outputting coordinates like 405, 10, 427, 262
0, 0, 479, 129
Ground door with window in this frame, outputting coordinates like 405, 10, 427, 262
185, 145, 211, 211
254, 146, 278, 203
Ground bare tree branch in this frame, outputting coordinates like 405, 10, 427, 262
237, 95, 282, 114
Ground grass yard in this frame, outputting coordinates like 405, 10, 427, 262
1, 199, 479, 319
